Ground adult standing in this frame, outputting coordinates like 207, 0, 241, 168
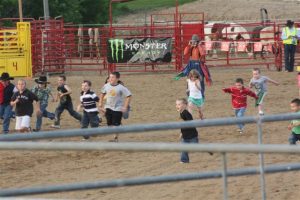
174, 34, 212, 97
0, 73, 15, 134
281, 20, 300, 72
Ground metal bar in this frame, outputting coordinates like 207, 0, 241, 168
257, 118, 266, 200
1, 142, 300, 154
0, 113, 299, 141
222, 153, 228, 200
1, 162, 300, 197
18, 0, 23, 22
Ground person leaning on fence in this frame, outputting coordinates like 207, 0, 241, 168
174, 34, 212, 98
288, 98, 300, 145
223, 78, 258, 134
10, 79, 41, 132
281, 20, 300, 72
50, 75, 82, 129
31, 76, 55, 132
77, 80, 100, 140
99, 72, 132, 142
0, 73, 15, 134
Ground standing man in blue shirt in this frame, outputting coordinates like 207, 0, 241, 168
281, 20, 300, 72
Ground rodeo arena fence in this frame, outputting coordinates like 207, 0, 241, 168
1, 113, 300, 200
1, 9, 300, 199
1, 11, 300, 76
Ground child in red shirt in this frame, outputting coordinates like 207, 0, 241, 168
223, 78, 258, 134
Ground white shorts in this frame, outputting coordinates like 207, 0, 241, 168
15, 116, 31, 130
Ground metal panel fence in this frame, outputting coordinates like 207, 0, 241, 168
1, 113, 300, 199
2, 17, 300, 75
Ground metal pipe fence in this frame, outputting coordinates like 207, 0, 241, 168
1, 142, 300, 153
1, 112, 300, 199
1, 162, 300, 197
0, 113, 299, 141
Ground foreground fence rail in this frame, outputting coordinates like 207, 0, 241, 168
0, 160, 300, 197
1, 112, 300, 199
0, 113, 299, 141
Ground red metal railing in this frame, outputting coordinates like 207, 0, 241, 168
3, 16, 300, 75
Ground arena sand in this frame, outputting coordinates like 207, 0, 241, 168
1, 67, 300, 199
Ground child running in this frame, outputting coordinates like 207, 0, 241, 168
288, 98, 300, 145
77, 80, 100, 140
51, 75, 82, 129
223, 78, 258, 134
10, 79, 41, 132
175, 98, 198, 163
249, 68, 279, 115
32, 76, 55, 132
187, 69, 204, 119
99, 72, 132, 142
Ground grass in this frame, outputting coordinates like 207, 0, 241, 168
114, 0, 197, 16
121, 0, 196, 10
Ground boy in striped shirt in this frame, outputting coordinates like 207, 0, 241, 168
77, 80, 100, 139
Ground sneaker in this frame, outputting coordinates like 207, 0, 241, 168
259, 111, 264, 116
50, 125, 61, 129
236, 128, 244, 134
109, 136, 118, 142
82, 136, 90, 140
180, 161, 189, 164
32, 129, 40, 132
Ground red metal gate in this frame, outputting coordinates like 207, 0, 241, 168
3, 16, 298, 75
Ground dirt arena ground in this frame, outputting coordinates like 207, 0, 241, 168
1, 66, 300, 199
117, 0, 300, 24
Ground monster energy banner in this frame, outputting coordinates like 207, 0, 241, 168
107, 38, 172, 63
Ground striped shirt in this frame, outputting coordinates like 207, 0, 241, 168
80, 90, 99, 113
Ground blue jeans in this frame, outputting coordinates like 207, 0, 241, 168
235, 107, 246, 130
81, 111, 99, 128
180, 137, 199, 163
284, 44, 296, 72
288, 132, 300, 145
35, 104, 55, 131
0, 104, 12, 133
81, 111, 99, 139
54, 101, 82, 126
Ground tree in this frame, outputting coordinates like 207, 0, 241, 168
0, 0, 18, 18
79, 0, 109, 24
0, 0, 109, 25
23, 0, 82, 23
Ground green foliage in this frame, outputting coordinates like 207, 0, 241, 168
0, 0, 109, 25
114, 0, 196, 15
23, 0, 82, 23
0, 0, 19, 18
79, 0, 109, 24
0, 0, 195, 24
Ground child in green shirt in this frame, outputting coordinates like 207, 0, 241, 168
288, 98, 300, 144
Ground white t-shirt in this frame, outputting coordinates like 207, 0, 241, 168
187, 79, 202, 99
101, 83, 132, 112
